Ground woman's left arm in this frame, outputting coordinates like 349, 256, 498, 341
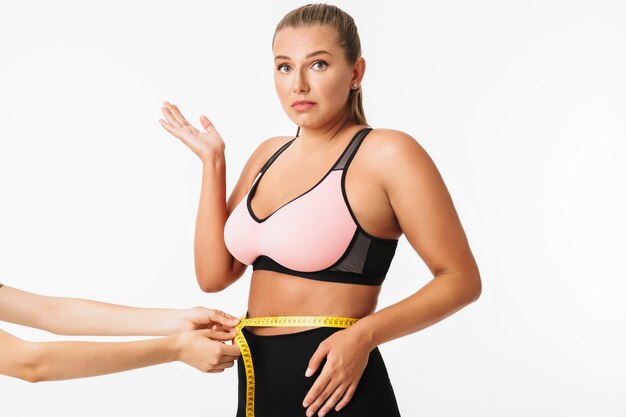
302, 130, 482, 416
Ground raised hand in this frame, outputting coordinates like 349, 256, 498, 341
159, 101, 225, 160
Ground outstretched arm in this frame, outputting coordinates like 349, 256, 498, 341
0, 284, 239, 336
0, 326, 240, 382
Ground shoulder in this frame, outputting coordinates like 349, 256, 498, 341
250, 135, 295, 170
226, 134, 296, 212
364, 128, 426, 155
237, 135, 295, 186
258, 135, 295, 157
362, 128, 439, 194
363, 128, 432, 170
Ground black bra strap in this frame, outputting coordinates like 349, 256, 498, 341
259, 137, 297, 175
334, 127, 373, 171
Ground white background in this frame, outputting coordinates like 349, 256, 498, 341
1, 1, 625, 416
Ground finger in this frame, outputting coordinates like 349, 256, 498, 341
211, 327, 237, 338
335, 384, 357, 412
218, 325, 237, 332
221, 343, 242, 356
163, 101, 187, 127
208, 309, 240, 327
208, 359, 235, 372
195, 328, 233, 341
317, 384, 347, 417
306, 342, 330, 377
159, 119, 178, 135
161, 105, 182, 129
302, 372, 331, 408
215, 359, 236, 369
170, 103, 191, 126
200, 115, 215, 132
210, 329, 237, 342
305, 380, 339, 417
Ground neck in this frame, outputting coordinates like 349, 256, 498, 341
297, 113, 354, 146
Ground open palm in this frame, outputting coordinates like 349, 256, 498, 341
159, 101, 225, 160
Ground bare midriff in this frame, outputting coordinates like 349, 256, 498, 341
246, 269, 381, 335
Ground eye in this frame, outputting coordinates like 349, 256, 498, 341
312, 60, 328, 70
277, 63, 291, 73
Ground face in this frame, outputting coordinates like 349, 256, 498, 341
272, 25, 364, 129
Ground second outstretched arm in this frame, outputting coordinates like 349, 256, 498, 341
0, 327, 240, 382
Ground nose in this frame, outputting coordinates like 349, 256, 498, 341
291, 69, 309, 94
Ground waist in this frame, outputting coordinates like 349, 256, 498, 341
237, 314, 359, 337
248, 271, 378, 335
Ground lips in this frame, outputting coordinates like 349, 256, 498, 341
291, 100, 316, 107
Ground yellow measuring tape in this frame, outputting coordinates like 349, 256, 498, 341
234, 315, 359, 417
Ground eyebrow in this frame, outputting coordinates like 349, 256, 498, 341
274, 50, 332, 61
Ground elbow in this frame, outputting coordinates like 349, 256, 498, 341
468, 272, 482, 302
198, 281, 228, 293
470, 286, 481, 303
196, 273, 232, 293
15, 344, 46, 383
21, 370, 44, 383
195, 258, 242, 292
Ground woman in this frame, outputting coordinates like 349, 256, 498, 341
0, 283, 240, 382
159, 4, 481, 416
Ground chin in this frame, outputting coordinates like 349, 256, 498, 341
287, 113, 318, 128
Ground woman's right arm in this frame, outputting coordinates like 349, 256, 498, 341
194, 143, 276, 291
159, 102, 276, 292
193, 151, 234, 291
0, 327, 239, 382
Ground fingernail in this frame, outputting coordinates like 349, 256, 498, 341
306, 411, 313, 417
302, 402, 309, 407
305, 367, 314, 377
319, 411, 326, 417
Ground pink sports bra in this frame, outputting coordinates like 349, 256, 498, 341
223, 127, 398, 286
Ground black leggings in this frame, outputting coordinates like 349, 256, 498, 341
236, 326, 401, 417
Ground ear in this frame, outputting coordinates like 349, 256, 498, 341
351, 56, 366, 86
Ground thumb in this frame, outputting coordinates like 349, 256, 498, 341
305, 342, 330, 377
199, 115, 215, 132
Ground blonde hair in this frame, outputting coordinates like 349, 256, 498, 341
272, 3, 368, 126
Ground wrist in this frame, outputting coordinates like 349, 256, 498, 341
349, 318, 377, 351
145, 308, 185, 336
164, 309, 189, 335
201, 150, 226, 167
169, 333, 184, 363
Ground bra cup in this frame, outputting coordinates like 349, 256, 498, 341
258, 171, 356, 272
223, 200, 261, 265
